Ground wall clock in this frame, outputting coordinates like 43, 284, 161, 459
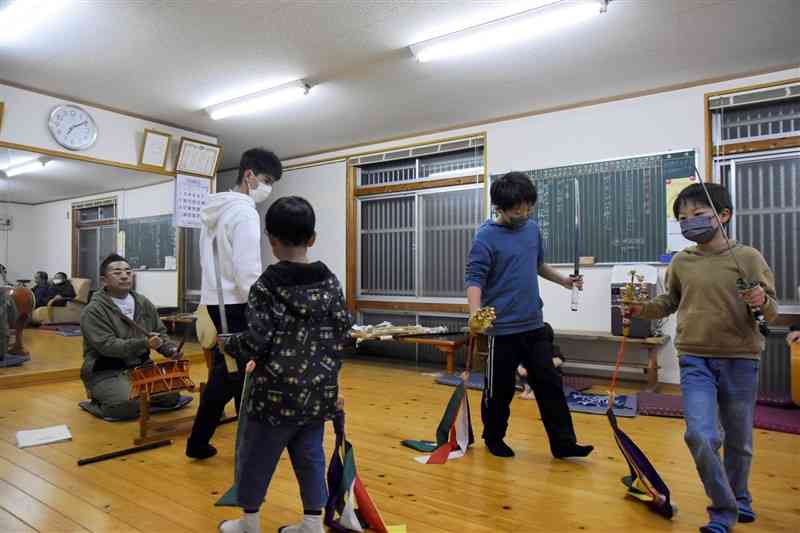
48, 104, 98, 151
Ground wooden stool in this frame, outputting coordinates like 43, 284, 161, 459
130, 360, 196, 445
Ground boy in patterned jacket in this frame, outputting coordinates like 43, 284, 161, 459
219, 196, 352, 533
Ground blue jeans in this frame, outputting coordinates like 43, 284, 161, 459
680, 355, 759, 527
236, 418, 327, 512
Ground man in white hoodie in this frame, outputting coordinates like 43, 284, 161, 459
186, 147, 282, 460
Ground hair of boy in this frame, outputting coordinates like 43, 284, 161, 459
100, 254, 128, 276
36, 271, 48, 283
265, 196, 316, 246
490, 171, 538, 211
237, 148, 283, 185
54, 272, 67, 280
672, 182, 733, 220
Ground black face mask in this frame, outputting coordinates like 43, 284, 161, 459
680, 215, 718, 243
505, 215, 528, 230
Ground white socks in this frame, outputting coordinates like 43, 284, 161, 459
219, 511, 261, 533
277, 514, 324, 533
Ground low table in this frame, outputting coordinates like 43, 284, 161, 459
470, 329, 669, 392
394, 334, 469, 373
554, 329, 669, 392
160, 313, 195, 334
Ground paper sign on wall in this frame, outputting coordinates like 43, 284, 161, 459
665, 176, 698, 252
174, 173, 211, 228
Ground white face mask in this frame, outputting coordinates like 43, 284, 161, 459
248, 181, 272, 204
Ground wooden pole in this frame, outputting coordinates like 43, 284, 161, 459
77, 439, 172, 466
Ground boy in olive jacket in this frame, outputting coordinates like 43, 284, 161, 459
629, 184, 777, 533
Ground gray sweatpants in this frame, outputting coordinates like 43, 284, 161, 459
87, 370, 180, 420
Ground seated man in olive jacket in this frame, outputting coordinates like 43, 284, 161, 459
80, 254, 186, 420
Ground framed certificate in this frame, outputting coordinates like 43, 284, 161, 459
176, 137, 223, 178
139, 129, 171, 170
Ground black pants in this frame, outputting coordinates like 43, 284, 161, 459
187, 303, 247, 449
481, 327, 577, 452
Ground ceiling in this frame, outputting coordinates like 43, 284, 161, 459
0, 148, 168, 204
1, 0, 799, 168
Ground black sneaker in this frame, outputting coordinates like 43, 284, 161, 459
186, 443, 217, 460
485, 439, 515, 457
552, 443, 594, 459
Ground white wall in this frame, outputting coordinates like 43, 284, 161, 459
0, 83, 216, 168
0, 82, 218, 307
0, 202, 38, 282
259, 162, 348, 290
13, 181, 179, 307
281, 67, 800, 384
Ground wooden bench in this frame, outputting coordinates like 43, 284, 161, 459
553, 329, 669, 392
470, 329, 669, 392
355, 333, 469, 373
395, 334, 469, 373
159, 313, 195, 334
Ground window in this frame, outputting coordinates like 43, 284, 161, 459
353, 137, 486, 304
719, 151, 800, 308
710, 81, 800, 309
356, 144, 484, 187
358, 186, 484, 300
73, 198, 118, 289
716, 99, 800, 144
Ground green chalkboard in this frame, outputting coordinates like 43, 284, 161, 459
494, 150, 696, 263
119, 214, 176, 270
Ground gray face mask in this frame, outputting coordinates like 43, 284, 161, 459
53, 278, 65, 285
680, 215, 717, 243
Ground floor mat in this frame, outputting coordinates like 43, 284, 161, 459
435, 372, 593, 392
753, 404, 800, 434
638, 392, 800, 435
565, 386, 638, 417
56, 326, 82, 337
0, 354, 30, 367
637, 392, 683, 418
756, 394, 796, 408
79, 396, 193, 422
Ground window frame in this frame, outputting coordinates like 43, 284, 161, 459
356, 182, 484, 305
715, 148, 800, 313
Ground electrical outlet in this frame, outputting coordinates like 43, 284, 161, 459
0, 216, 12, 230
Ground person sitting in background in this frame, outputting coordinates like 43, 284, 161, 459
787, 287, 799, 346
80, 254, 186, 420
49, 272, 76, 307
32, 271, 52, 309
789, 325, 799, 345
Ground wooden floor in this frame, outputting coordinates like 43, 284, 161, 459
0, 358, 798, 532
0, 330, 203, 389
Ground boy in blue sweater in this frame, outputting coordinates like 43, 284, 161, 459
466, 172, 593, 459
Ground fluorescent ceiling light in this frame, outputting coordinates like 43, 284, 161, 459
0, 0, 70, 44
205, 80, 310, 120
4, 158, 47, 177
409, 0, 603, 62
